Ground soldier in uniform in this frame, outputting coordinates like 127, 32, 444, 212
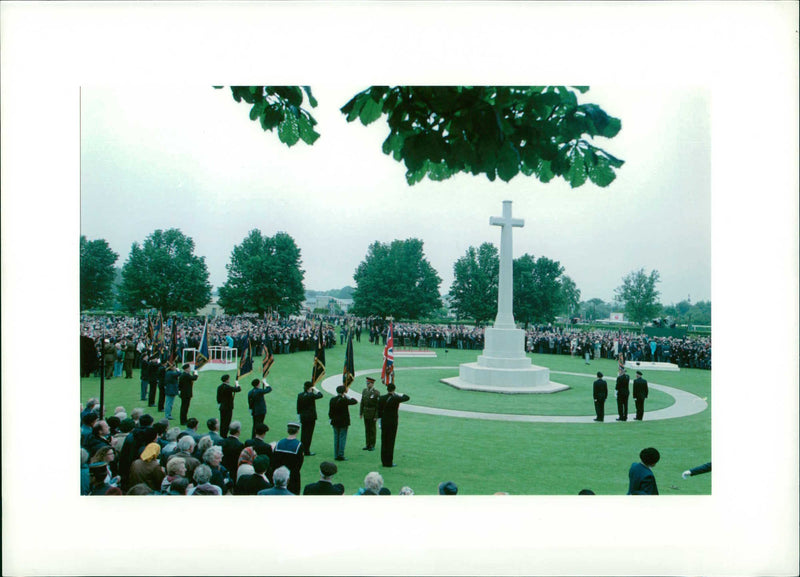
592, 371, 608, 422
359, 377, 380, 451
247, 378, 273, 440
377, 382, 410, 468
296, 380, 323, 456
178, 363, 199, 426
216, 374, 241, 438
124, 338, 136, 378
615, 368, 630, 421
632, 370, 649, 420
270, 422, 304, 495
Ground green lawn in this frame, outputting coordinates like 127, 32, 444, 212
82, 340, 711, 495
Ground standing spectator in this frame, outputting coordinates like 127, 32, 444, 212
236, 455, 273, 495
139, 352, 150, 401
178, 363, 198, 426
245, 422, 274, 462
270, 422, 304, 495
359, 377, 380, 451
147, 355, 160, 407
128, 442, 165, 492
163, 362, 181, 421
188, 464, 222, 495
167, 435, 201, 482
593, 372, 608, 422
203, 445, 232, 494
296, 380, 323, 456
203, 418, 224, 446
220, 421, 245, 483
328, 385, 358, 461
103, 339, 116, 379
124, 338, 136, 379
615, 369, 630, 422
257, 466, 294, 495
628, 447, 660, 495
303, 461, 344, 495
156, 359, 167, 412
356, 471, 389, 495
377, 382, 410, 468
247, 378, 273, 440
632, 370, 649, 421
216, 374, 241, 438
113, 342, 124, 377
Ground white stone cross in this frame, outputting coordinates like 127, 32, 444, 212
489, 200, 524, 329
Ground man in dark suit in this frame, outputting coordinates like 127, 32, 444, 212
377, 382, 410, 468
247, 378, 273, 440
147, 355, 160, 407
138, 352, 150, 401
627, 447, 660, 495
632, 370, 649, 420
328, 385, 358, 461
178, 363, 198, 426
303, 461, 345, 495
245, 422, 273, 457
592, 371, 608, 421
220, 421, 245, 483
236, 455, 273, 495
296, 380, 323, 456
157, 359, 167, 412
615, 369, 630, 421
359, 377, 381, 451
216, 374, 241, 438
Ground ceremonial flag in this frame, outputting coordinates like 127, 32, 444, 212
169, 316, 178, 365
382, 322, 394, 384
311, 322, 326, 387
156, 312, 165, 361
261, 322, 274, 378
146, 313, 154, 348
343, 327, 354, 390
237, 334, 254, 381
195, 317, 210, 370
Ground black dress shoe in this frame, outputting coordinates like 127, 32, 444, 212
334, 457, 347, 461
383, 463, 397, 468
616, 418, 623, 421
368, 447, 375, 451
304, 452, 316, 456
362, 447, 369, 450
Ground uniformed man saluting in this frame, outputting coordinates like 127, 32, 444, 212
359, 377, 380, 451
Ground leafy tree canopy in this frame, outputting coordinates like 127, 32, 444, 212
449, 243, 499, 324
220, 86, 623, 187
513, 254, 578, 326
80, 235, 118, 310
352, 238, 442, 319
119, 228, 211, 316
218, 229, 305, 316
614, 268, 662, 328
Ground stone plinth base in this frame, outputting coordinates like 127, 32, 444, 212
441, 370, 570, 394
442, 361, 569, 394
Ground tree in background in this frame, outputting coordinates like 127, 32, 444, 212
118, 228, 211, 316
580, 297, 613, 321
221, 86, 624, 187
663, 299, 711, 326
513, 255, 578, 326
80, 235, 118, 310
614, 268, 662, 329
449, 243, 499, 324
559, 275, 581, 319
218, 229, 305, 316
352, 238, 442, 319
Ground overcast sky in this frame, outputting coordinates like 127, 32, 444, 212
81, 84, 710, 305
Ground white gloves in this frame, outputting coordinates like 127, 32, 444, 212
682, 470, 691, 479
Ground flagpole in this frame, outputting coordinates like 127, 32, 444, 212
99, 319, 106, 420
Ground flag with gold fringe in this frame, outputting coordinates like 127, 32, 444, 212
311, 322, 326, 387
343, 326, 354, 390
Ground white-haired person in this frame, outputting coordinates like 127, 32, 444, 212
188, 464, 222, 495
257, 466, 294, 495
161, 457, 188, 493
166, 435, 201, 481
203, 445, 231, 495
356, 471, 390, 495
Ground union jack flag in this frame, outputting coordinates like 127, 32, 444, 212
382, 322, 394, 384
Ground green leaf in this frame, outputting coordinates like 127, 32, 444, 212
249, 101, 265, 121
297, 114, 320, 145
497, 140, 521, 182
302, 86, 318, 107
567, 150, 587, 188
572, 86, 590, 94
359, 96, 383, 125
278, 113, 300, 146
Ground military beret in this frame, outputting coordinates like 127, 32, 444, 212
438, 481, 458, 495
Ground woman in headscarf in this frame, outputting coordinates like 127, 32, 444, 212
128, 442, 165, 492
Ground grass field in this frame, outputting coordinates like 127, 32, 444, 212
81, 340, 712, 495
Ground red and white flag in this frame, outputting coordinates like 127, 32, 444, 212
382, 322, 394, 384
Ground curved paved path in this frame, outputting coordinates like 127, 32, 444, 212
321, 366, 708, 423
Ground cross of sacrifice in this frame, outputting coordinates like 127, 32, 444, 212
489, 200, 524, 330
